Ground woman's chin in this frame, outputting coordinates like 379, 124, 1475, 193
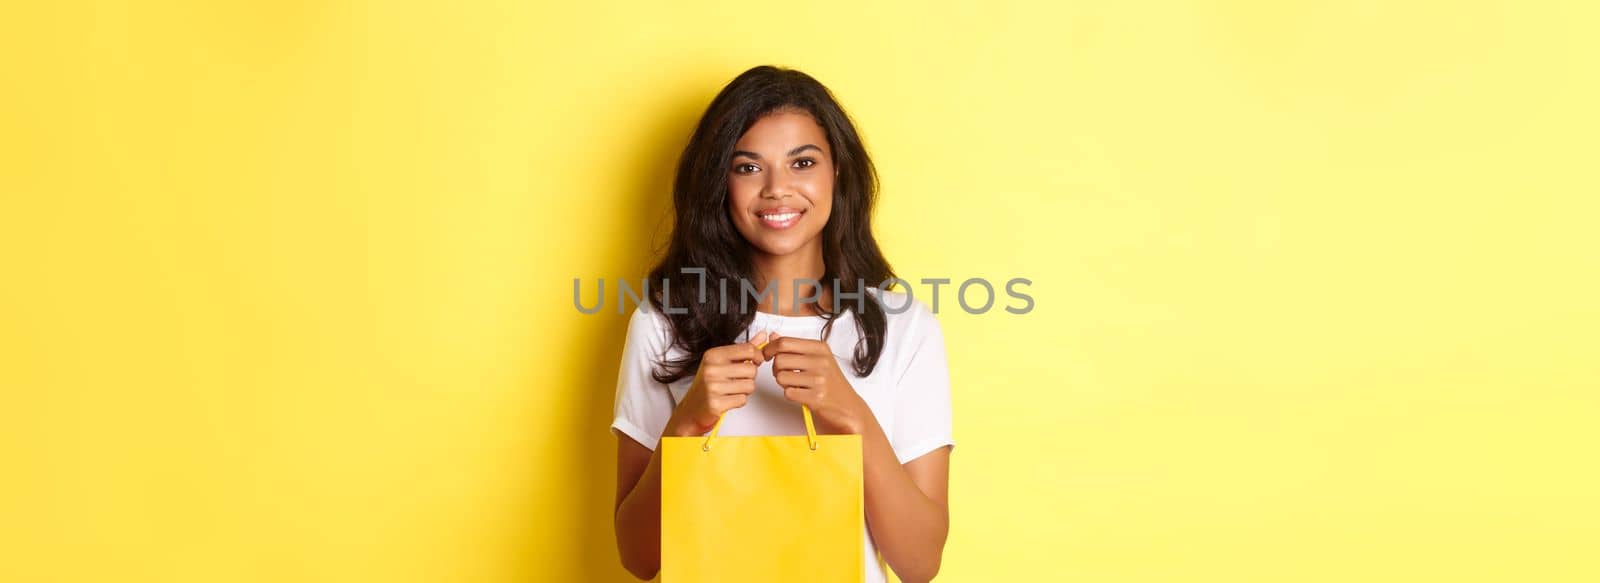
750, 236, 814, 258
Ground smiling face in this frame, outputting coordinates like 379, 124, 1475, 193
727, 109, 834, 259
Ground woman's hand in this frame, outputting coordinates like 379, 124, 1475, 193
761, 332, 872, 434
668, 330, 772, 436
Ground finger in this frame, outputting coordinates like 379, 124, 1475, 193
770, 354, 798, 374
709, 343, 762, 365
749, 329, 771, 349
772, 353, 825, 374
714, 393, 750, 413
760, 336, 824, 360
775, 369, 823, 388
760, 335, 783, 360
743, 329, 771, 364
709, 379, 756, 396
781, 386, 815, 406
713, 361, 759, 381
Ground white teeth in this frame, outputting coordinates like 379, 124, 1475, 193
761, 212, 799, 222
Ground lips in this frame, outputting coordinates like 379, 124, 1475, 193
756, 207, 805, 230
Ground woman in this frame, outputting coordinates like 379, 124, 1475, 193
610, 65, 953, 583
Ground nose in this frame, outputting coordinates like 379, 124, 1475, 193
760, 169, 796, 200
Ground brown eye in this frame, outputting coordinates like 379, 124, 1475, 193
734, 163, 760, 174
794, 158, 815, 169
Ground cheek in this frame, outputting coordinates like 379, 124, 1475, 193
798, 173, 832, 203
727, 179, 758, 216
810, 177, 835, 217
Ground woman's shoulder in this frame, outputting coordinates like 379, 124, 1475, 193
624, 300, 673, 353
876, 288, 934, 323
864, 287, 946, 384
869, 287, 941, 334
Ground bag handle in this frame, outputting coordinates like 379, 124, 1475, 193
701, 404, 819, 453
701, 340, 820, 453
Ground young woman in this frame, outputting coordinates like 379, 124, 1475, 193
610, 65, 953, 583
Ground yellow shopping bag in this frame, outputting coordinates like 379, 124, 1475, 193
661, 404, 864, 582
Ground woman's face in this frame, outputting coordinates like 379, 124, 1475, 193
727, 110, 834, 258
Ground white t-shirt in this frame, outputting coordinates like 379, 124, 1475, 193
609, 289, 954, 583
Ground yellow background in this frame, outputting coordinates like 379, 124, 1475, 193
3, 1, 1596, 581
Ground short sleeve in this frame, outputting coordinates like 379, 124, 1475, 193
609, 305, 676, 451
888, 301, 955, 464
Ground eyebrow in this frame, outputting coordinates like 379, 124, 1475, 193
731, 144, 823, 160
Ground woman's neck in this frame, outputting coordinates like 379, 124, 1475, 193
750, 247, 828, 316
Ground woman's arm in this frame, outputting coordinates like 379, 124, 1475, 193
613, 413, 698, 581
613, 431, 662, 580
857, 413, 952, 583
